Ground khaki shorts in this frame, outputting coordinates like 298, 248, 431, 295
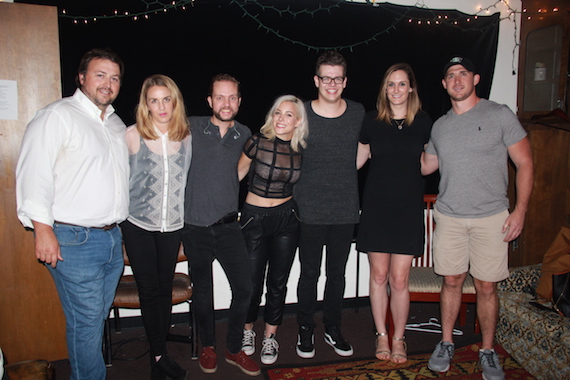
432, 209, 509, 282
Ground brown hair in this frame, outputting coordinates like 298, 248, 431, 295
376, 62, 421, 126
315, 50, 347, 77
208, 73, 241, 97
76, 48, 124, 87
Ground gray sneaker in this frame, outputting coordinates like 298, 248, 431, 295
241, 329, 256, 356
479, 349, 505, 380
428, 341, 455, 372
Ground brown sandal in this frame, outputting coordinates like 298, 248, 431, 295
375, 332, 391, 360
391, 336, 407, 364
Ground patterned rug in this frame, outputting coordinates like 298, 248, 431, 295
264, 344, 535, 379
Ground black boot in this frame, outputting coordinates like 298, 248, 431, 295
156, 355, 187, 380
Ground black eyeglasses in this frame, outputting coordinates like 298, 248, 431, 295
317, 76, 345, 84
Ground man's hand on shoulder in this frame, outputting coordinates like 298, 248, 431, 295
32, 221, 63, 268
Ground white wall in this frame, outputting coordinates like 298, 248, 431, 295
117, 0, 522, 318
117, 243, 366, 317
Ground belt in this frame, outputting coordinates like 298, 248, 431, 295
54, 221, 118, 231
212, 212, 238, 226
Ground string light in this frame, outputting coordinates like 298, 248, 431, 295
59, 0, 195, 22
57, 0, 567, 25
54, 0, 567, 71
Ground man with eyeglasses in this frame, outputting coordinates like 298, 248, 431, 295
294, 50, 365, 359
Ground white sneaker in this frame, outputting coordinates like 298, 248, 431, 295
241, 329, 256, 356
260, 334, 279, 365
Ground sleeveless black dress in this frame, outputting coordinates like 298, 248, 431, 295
356, 110, 432, 257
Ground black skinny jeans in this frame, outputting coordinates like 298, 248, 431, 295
181, 221, 252, 354
120, 220, 181, 357
296, 223, 355, 328
241, 199, 300, 326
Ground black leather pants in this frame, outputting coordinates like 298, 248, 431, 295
241, 198, 300, 326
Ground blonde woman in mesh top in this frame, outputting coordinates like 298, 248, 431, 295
237, 95, 308, 366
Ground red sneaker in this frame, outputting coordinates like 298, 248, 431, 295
199, 346, 218, 374
225, 350, 261, 376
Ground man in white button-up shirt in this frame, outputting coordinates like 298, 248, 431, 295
16, 48, 129, 380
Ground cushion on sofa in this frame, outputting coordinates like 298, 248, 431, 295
496, 264, 570, 380
497, 264, 541, 293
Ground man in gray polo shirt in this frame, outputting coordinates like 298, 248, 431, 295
181, 74, 260, 376
421, 57, 533, 380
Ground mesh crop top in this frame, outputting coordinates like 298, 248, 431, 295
243, 133, 302, 199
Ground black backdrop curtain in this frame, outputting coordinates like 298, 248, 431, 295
25, 0, 500, 194
46, 0, 500, 127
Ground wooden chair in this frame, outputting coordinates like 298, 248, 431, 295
104, 244, 197, 366
387, 194, 479, 335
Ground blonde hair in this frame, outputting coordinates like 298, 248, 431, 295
376, 63, 422, 126
260, 95, 308, 152
135, 74, 189, 141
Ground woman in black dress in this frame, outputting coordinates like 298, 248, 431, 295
356, 63, 432, 364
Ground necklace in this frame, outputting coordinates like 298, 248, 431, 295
393, 118, 405, 130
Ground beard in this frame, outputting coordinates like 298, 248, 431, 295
93, 95, 114, 108
83, 86, 116, 110
213, 109, 237, 122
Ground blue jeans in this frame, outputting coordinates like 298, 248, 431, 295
181, 221, 252, 354
296, 223, 354, 328
47, 223, 124, 380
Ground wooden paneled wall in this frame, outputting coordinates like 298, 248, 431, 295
509, 0, 570, 267
509, 122, 570, 267
0, 3, 67, 363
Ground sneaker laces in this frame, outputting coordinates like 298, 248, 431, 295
480, 350, 499, 369
435, 343, 453, 359
242, 329, 255, 348
261, 336, 278, 356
